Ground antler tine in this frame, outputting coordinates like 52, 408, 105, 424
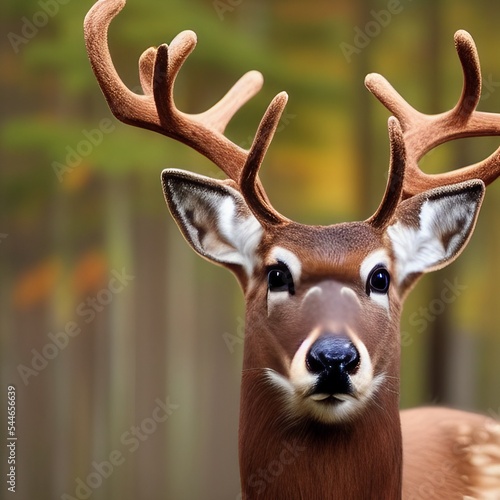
240, 92, 290, 225
196, 71, 264, 133
364, 73, 419, 132
137, 35, 264, 135
84, 0, 277, 185
365, 30, 500, 199
84, 0, 155, 124
451, 29, 482, 120
369, 117, 406, 228
139, 47, 156, 96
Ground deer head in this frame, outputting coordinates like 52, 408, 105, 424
84, 1, 500, 496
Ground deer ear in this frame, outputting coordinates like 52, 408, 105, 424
161, 169, 264, 274
386, 180, 485, 289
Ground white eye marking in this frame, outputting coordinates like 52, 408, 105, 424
266, 247, 301, 314
370, 294, 389, 311
359, 249, 390, 312
267, 290, 290, 316
268, 247, 302, 284
360, 249, 390, 284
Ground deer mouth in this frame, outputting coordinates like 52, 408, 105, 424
309, 393, 358, 405
266, 366, 384, 424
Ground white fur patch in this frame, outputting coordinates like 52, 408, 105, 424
387, 196, 476, 285
268, 247, 302, 283
267, 290, 290, 316
455, 418, 500, 499
288, 327, 322, 395
347, 329, 378, 402
214, 196, 263, 275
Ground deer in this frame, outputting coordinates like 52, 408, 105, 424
84, 0, 500, 497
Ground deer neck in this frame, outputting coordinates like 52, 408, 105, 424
238, 367, 402, 499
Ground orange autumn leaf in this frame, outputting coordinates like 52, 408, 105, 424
61, 162, 92, 192
71, 249, 108, 296
13, 258, 62, 309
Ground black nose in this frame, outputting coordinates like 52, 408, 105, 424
306, 335, 360, 395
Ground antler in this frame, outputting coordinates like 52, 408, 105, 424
366, 30, 500, 202
368, 117, 407, 228
84, 0, 287, 225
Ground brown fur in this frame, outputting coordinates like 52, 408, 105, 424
240, 371, 402, 499
402, 407, 500, 499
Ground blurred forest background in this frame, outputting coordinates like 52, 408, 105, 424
1, 0, 500, 499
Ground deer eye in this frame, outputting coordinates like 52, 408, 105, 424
267, 262, 295, 295
367, 266, 390, 295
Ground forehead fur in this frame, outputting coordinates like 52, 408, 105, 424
261, 221, 383, 276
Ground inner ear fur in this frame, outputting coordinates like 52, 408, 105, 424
386, 180, 485, 293
161, 168, 263, 277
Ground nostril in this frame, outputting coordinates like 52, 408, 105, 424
342, 342, 360, 374
306, 351, 325, 374
306, 336, 360, 375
